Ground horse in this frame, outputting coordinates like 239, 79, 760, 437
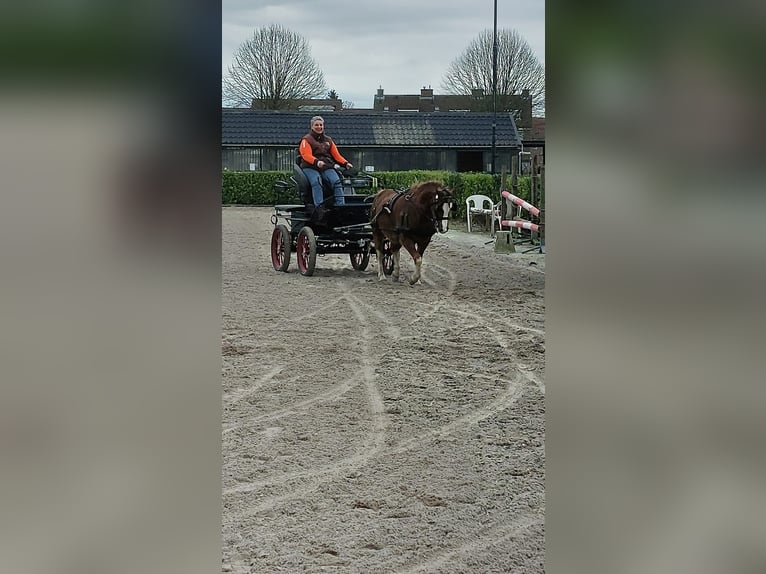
369, 180, 454, 284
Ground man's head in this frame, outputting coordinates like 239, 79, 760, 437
310, 116, 324, 134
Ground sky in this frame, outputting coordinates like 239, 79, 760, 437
222, 0, 545, 109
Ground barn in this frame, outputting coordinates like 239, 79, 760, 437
222, 109, 522, 174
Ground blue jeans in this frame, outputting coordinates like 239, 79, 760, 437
303, 167, 345, 206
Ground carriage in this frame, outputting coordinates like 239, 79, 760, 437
270, 164, 394, 276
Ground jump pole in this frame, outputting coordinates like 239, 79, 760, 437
500, 220, 541, 232
500, 190, 540, 217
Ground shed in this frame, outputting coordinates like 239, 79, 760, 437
222, 109, 522, 173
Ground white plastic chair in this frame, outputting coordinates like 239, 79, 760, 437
466, 194, 497, 234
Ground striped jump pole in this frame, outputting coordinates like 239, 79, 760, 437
500, 220, 541, 232
501, 190, 540, 217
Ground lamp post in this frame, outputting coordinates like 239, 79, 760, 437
491, 0, 498, 175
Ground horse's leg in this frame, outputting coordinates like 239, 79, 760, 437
392, 246, 400, 281
412, 236, 433, 284
416, 236, 432, 256
400, 236, 422, 285
371, 227, 386, 281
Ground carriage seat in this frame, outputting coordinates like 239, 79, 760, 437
292, 163, 348, 206
292, 164, 313, 205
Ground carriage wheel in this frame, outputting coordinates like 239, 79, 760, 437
350, 250, 370, 271
381, 240, 394, 276
296, 226, 317, 276
270, 224, 291, 272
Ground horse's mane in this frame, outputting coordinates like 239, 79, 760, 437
410, 180, 444, 192
372, 180, 450, 212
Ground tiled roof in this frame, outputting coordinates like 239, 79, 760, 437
222, 109, 521, 148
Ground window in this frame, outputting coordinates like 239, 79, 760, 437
222, 148, 261, 171
276, 148, 296, 172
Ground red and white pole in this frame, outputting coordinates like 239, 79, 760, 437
500, 220, 541, 232
501, 190, 540, 217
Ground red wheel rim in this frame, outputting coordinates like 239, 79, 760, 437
271, 229, 285, 269
297, 234, 309, 272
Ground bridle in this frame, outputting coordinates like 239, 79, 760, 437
428, 188, 453, 232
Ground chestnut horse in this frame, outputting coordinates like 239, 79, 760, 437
369, 181, 454, 284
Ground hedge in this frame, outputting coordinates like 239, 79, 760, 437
222, 170, 538, 218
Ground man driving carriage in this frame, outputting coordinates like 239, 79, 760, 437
298, 116, 353, 206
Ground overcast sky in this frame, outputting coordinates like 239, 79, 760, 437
222, 0, 545, 108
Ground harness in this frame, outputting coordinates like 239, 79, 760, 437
370, 188, 407, 225
385, 188, 409, 213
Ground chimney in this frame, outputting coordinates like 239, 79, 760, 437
471, 88, 484, 98
420, 87, 433, 99
375, 87, 384, 99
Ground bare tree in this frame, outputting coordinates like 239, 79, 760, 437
223, 24, 327, 108
441, 29, 545, 116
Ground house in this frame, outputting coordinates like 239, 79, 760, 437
372, 86, 543, 169
222, 109, 522, 173
373, 87, 533, 129
517, 116, 546, 171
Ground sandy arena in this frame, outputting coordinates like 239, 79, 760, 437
222, 206, 545, 573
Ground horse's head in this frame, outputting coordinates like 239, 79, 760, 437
423, 182, 454, 234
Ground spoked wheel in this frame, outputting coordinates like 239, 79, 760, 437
381, 239, 394, 276
296, 226, 317, 276
350, 250, 370, 271
270, 224, 291, 272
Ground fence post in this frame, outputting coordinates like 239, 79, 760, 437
530, 155, 539, 243
500, 166, 508, 220
539, 164, 545, 252
511, 154, 519, 196
510, 155, 519, 237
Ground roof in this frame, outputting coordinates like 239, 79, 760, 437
371, 89, 533, 128
222, 109, 521, 148
250, 98, 343, 112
